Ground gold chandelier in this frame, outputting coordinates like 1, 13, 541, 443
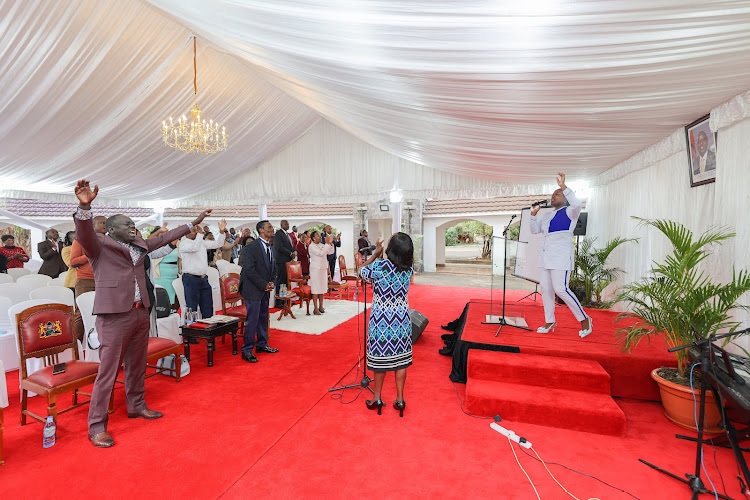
162, 37, 227, 154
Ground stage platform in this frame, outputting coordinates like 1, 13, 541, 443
450, 299, 676, 401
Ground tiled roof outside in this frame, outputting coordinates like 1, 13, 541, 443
424, 194, 551, 215
1, 198, 153, 218
163, 203, 354, 218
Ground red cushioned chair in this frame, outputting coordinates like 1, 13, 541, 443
16, 303, 99, 425
327, 267, 350, 300
339, 255, 361, 290
220, 272, 246, 337
286, 261, 311, 315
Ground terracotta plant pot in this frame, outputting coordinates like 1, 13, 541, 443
651, 368, 723, 434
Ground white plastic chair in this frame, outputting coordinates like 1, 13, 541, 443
48, 276, 66, 287
0, 275, 12, 285
16, 274, 52, 289
75, 291, 99, 363
57, 270, 68, 282
207, 267, 221, 316
216, 260, 241, 278
8, 299, 81, 399
0, 358, 7, 465
7, 268, 30, 281
172, 277, 187, 325
29, 286, 75, 306
23, 259, 42, 273
0, 283, 31, 305
0, 297, 17, 372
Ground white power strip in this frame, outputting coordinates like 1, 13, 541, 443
490, 422, 532, 449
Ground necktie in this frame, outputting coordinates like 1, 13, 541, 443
701, 156, 706, 173
265, 243, 272, 268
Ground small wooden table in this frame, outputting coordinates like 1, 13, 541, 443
275, 293, 298, 320
180, 319, 240, 367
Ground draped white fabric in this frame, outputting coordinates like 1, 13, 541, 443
3, 0, 750, 205
0, 0, 319, 203
586, 116, 750, 346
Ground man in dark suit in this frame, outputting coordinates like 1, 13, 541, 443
692, 131, 716, 175
38, 229, 68, 278
73, 179, 210, 448
273, 219, 296, 307
323, 224, 341, 279
358, 229, 375, 258
239, 220, 279, 363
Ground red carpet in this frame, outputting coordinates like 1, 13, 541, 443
465, 350, 627, 436
1, 283, 747, 499
461, 299, 676, 400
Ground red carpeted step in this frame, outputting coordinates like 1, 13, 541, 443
465, 379, 626, 436
468, 350, 611, 394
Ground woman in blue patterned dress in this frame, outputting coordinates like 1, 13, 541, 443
359, 232, 414, 417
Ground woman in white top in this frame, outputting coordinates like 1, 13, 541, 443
307, 231, 334, 315
530, 173, 593, 338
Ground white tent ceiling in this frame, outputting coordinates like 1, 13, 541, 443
3, 0, 750, 204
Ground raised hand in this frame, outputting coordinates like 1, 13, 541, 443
556, 172, 567, 190
191, 209, 212, 227
74, 179, 99, 207
375, 237, 384, 248
325, 234, 333, 245
218, 218, 227, 232
531, 206, 541, 216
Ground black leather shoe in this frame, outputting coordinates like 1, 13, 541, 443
187, 338, 199, 344
441, 333, 455, 341
256, 346, 279, 354
241, 351, 258, 363
438, 347, 453, 356
128, 408, 163, 420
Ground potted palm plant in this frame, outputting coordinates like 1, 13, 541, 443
616, 218, 750, 431
573, 236, 638, 307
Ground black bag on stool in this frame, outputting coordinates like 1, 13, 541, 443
410, 309, 429, 343
154, 288, 171, 318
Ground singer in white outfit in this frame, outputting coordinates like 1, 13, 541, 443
530, 173, 593, 338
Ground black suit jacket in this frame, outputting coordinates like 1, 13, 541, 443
239, 239, 277, 301
273, 229, 295, 266
38, 239, 68, 278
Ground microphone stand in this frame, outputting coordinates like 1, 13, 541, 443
483, 215, 532, 336
329, 272, 374, 395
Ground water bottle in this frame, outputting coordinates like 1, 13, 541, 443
185, 308, 194, 325
43, 416, 56, 448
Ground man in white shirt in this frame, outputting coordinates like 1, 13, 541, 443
179, 220, 227, 319
530, 173, 592, 338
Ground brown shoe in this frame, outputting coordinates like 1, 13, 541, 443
89, 431, 115, 448
127, 408, 164, 420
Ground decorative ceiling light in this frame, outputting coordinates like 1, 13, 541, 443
162, 37, 227, 154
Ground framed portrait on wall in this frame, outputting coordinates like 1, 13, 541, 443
685, 114, 717, 187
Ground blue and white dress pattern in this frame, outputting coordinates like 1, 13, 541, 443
359, 259, 413, 372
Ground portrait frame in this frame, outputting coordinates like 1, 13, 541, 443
685, 114, 717, 187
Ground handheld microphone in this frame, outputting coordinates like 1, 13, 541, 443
531, 199, 549, 208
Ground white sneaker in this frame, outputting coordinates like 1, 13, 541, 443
579, 317, 593, 338
537, 322, 556, 333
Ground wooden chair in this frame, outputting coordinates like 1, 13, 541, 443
219, 273, 246, 337
339, 255, 361, 289
286, 261, 311, 315
15, 303, 99, 425
327, 268, 350, 299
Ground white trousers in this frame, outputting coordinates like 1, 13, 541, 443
539, 268, 587, 323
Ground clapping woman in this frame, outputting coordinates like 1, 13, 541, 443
359, 232, 414, 417
308, 231, 334, 315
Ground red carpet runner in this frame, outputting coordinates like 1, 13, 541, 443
465, 350, 626, 436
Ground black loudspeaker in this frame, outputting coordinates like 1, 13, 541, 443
574, 212, 588, 236
154, 288, 172, 318
410, 309, 429, 343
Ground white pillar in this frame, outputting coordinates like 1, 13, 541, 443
259, 203, 267, 220
436, 226, 446, 266
391, 202, 402, 234
30, 227, 44, 262
423, 221, 437, 272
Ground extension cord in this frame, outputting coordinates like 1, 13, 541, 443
491, 422, 532, 449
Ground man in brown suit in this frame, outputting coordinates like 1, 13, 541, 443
74, 179, 211, 448
38, 229, 68, 278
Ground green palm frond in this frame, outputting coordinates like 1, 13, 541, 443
617, 218, 750, 377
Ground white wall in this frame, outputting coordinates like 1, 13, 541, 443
423, 213, 518, 273
586, 116, 750, 349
